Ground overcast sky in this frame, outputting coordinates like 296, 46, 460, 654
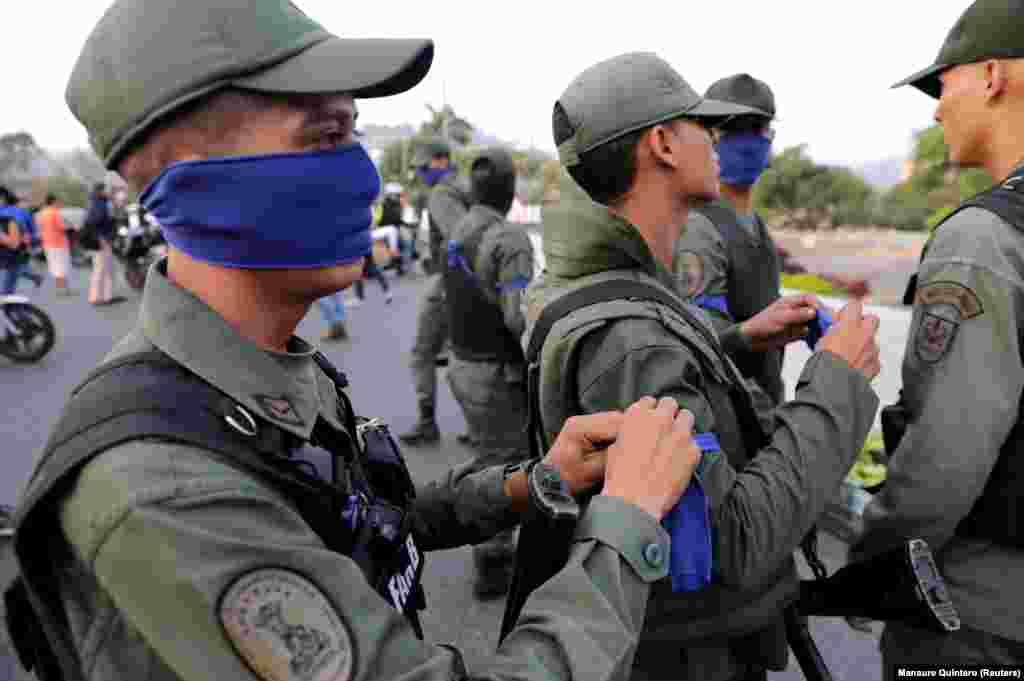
6, 1, 968, 167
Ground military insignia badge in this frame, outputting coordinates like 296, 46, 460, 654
677, 251, 705, 298
915, 311, 959, 364
255, 395, 305, 427
914, 281, 983, 320
219, 568, 353, 681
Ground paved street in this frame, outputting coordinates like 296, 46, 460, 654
0, 259, 916, 680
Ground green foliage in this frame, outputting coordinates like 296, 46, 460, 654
847, 432, 887, 488
754, 145, 878, 227
780, 273, 840, 295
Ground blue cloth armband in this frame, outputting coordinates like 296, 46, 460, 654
693, 294, 731, 318
805, 307, 834, 350
661, 432, 720, 592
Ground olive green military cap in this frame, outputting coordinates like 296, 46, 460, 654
411, 137, 453, 167
893, 0, 1024, 98
67, 0, 434, 169
705, 74, 775, 120
554, 52, 758, 167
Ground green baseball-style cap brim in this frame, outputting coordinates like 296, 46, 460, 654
555, 52, 757, 167
67, 0, 434, 170
410, 138, 453, 167
892, 0, 1024, 99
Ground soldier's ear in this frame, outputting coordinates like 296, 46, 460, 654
984, 60, 1009, 103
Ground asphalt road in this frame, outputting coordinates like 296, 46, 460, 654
0, 260, 911, 681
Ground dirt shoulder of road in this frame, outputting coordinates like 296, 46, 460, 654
769, 227, 928, 259
769, 227, 927, 306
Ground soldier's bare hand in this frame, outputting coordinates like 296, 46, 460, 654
739, 293, 820, 353
819, 298, 881, 380
600, 397, 700, 521
543, 410, 624, 495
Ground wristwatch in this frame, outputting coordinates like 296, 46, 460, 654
527, 461, 580, 524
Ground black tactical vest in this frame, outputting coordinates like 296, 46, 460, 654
696, 203, 785, 405
5, 349, 426, 680
893, 173, 1024, 548
519, 278, 794, 672
444, 215, 526, 364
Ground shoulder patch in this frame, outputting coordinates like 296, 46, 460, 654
677, 251, 706, 298
220, 568, 353, 681
915, 311, 960, 365
914, 281, 983, 320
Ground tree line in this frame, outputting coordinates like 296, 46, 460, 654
752, 125, 993, 231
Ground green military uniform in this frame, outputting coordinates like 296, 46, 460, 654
854, 2, 1024, 669
4, 2, 682, 679
404, 167, 471, 444
529, 53, 880, 680
673, 75, 785, 405
446, 203, 534, 468
444, 148, 535, 596
18, 262, 670, 680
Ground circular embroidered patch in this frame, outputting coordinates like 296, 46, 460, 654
219, 569, 353, 681
677, 251, 705, 298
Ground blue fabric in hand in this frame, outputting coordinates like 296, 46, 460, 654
661, 432, 719, 592
804, 307, 834, 350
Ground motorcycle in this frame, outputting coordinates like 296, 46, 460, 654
111, 204, 165, 291
0, 295, 55, 363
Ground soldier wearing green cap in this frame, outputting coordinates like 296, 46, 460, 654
525, 51, 883, 680
1, 2, 712, 680
672, 74, 787, 407
399, 137, 472, 447
852, 0, 1024, 671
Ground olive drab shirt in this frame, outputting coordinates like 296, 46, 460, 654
525, 170, 879, 680
854, 197, 1024, 643
427, 173, 471, 267
49, 261, 671, 681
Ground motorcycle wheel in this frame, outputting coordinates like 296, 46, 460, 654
0, 303, 56, 363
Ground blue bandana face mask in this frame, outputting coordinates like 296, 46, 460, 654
716, 132, 773, 187
140, 145, 381, 269
416, 165, 454, 187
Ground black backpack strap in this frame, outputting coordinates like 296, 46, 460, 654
526, 279, 767, 455
11, 350, 337, 681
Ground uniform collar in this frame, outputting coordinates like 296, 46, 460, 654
137, 260, 335, 440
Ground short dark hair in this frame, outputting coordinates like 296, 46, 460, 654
552, 102, 644, 206
45, 194, 58, 205
0, 185, 13, 204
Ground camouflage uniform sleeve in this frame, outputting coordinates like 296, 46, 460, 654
575, 318, 878, 588
427, 183, 469, 239
61, 441, 667, 681
674, 210, 732, 322
476, 227, 534, 339
411, 461, 518, 551
854, 207, 1024, 560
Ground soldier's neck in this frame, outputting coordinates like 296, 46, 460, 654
719, 183, 754, 217
611, 185, 690, 269
166, 249, 303, 353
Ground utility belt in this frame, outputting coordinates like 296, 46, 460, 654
3, 348, 426, 681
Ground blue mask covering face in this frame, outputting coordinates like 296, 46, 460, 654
140, 145, 381, 269
416, 165, 454, 187
716, 132, 773, 187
